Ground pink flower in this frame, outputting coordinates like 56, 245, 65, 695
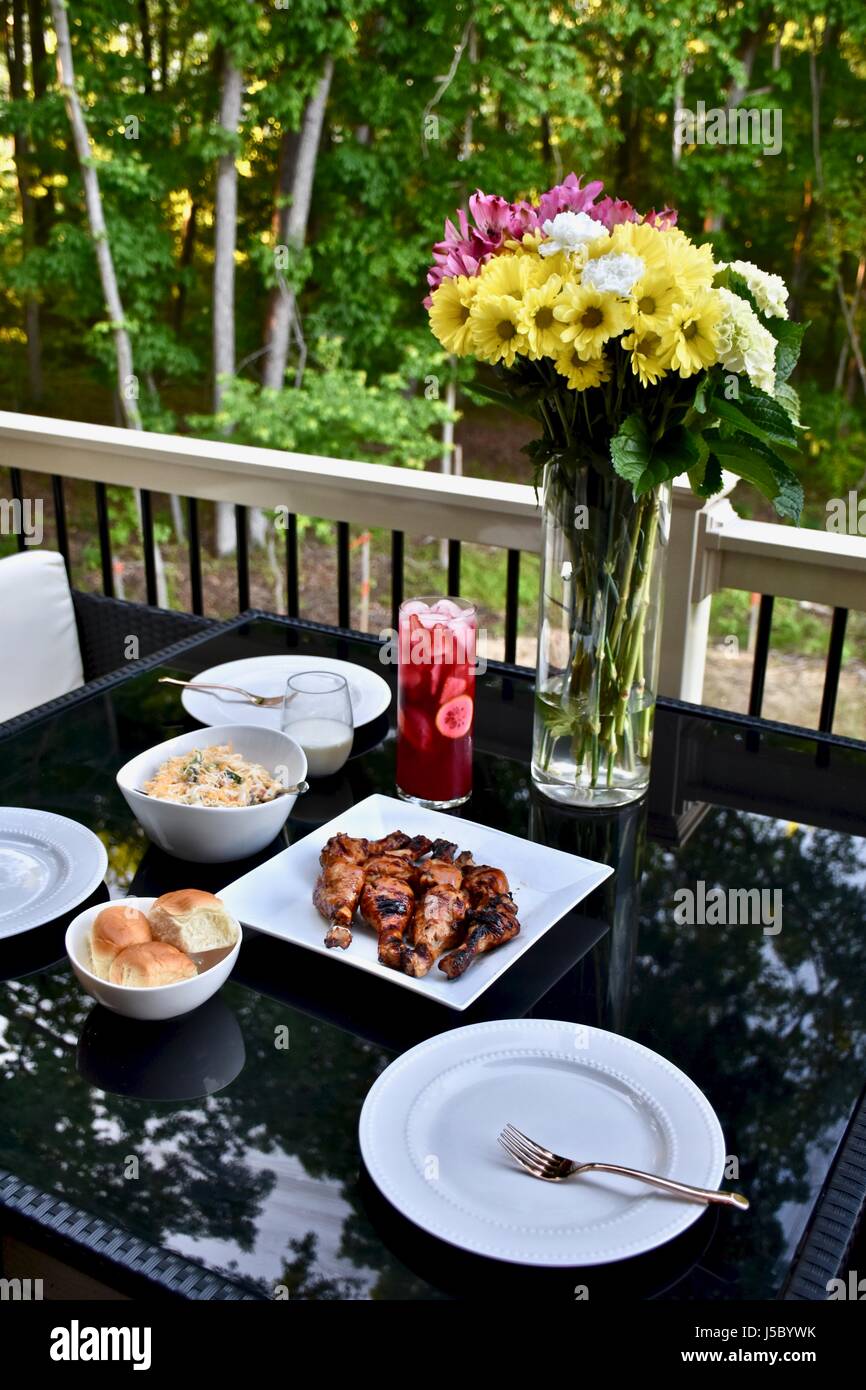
644, 206, 678, 229
427, 206, 493, 293
508, 199, 540, 237
591, 196, 640, 230
426, 243, 484, 295
468, 192, 514, 241
536, 173, 604, 227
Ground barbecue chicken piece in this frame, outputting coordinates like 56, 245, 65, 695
367, 831, 432, 859
402, 842, 469, 978
458, 855, 511, 907
314, 834, 368, 949
438, 893, 520, 979
360, 849, 419, 970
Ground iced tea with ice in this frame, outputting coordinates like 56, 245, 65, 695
396, 596, 476, 807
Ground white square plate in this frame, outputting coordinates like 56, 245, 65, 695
218, 794, 613, 1011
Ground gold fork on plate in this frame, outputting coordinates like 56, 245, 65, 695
158, 677, 283, 708
498, 1124, 749, 1210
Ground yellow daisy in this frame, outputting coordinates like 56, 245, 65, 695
504, 229, 545, 254
554, 284, 630, 356
427, 276, 478, 355
622, 328, 674, 386
554, 347, 611, 391
668, 290, 722, 377
478, 252, 541, 301
665, 230, 716, 294
599, 221, 669, 275
628, 269, 679, 335
469, 292, 530, 367
519, 274, 565, 359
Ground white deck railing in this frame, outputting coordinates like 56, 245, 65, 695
2, 410, 865, 703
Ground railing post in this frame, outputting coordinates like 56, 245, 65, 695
659, 475, 739, 702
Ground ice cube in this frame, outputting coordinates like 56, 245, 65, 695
417, 611, 443, 629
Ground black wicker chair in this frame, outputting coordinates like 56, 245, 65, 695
71, 590, 214, 680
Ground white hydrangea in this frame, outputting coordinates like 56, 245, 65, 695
723, 259, 789, 319
539, 211, 609, 258
581, 252, 645, 296
715, 288, 778, 394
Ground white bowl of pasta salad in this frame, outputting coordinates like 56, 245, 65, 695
117, 724, 308, 863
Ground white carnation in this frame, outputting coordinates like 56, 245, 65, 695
716, 288, 777, 394
724, 259, 789, 319
539, 211, 609, 258
581, 252, 645, 296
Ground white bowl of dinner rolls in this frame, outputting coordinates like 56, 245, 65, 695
65, 890, 241, 1021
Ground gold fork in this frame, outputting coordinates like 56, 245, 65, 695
498, 1124, 749, 1210
159, 677, 283, 708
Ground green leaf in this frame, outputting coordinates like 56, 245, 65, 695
610, 413, 653, 491
611, 415, 704, 498
712, 385, 798, 449
658, 424, 701, 475
687, 445, 723, 498
608, 411, 670, 500
774, 380, 801, 426
692, 374, 712, 415
707, 431, 803, 522
773, 320, 808, 386
536, 693, 587, 740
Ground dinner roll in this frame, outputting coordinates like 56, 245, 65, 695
149, 889, 237, 953
109, 941, 197, 988
91, 904, 152, 980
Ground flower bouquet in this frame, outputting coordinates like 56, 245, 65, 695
425, 173, 807, 807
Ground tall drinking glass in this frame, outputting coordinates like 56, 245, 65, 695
396, 596, 476, 808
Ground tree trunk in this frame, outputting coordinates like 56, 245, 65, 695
158, 1, 169, 89
213, 51, 243, 555
50, 0, 141, 428
51, 0, 171, 601
28, 0, 55, 243
704, 12, 773, 232
261, 56, 333, 391
6, 0, 42, 400
213, 51, 242, 411
172, 199, 197, 334
139, 0, 153, 95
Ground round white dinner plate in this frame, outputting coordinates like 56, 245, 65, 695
0, 808, 108, 938
359, 1019, 726, 1267
181, 655, 391, 731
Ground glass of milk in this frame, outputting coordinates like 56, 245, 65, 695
280, 671, 354, 778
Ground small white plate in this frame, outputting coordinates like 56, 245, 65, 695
0, 808, 108, 938
218, 793, 612, 1011
359, 1018, 726, 1266
181, 655, 391, 731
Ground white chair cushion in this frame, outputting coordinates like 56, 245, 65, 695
0, 550, 85, 722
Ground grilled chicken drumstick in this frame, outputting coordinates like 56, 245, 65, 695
322, 828, 433, 961
402, 840, 469, 977
460, 858, 510, 907
314, 834, 368, 949
360, 848, 420, 969
438, 892, 520, 979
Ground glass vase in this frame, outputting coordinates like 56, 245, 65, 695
531, 462, 671, 808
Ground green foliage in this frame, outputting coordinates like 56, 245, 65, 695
189, 340, 454, 468
0, 0, 863, 531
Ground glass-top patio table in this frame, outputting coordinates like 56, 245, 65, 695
0, 613, 864, 1301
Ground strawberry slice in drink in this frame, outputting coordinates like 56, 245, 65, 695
398, 703, 433, 753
